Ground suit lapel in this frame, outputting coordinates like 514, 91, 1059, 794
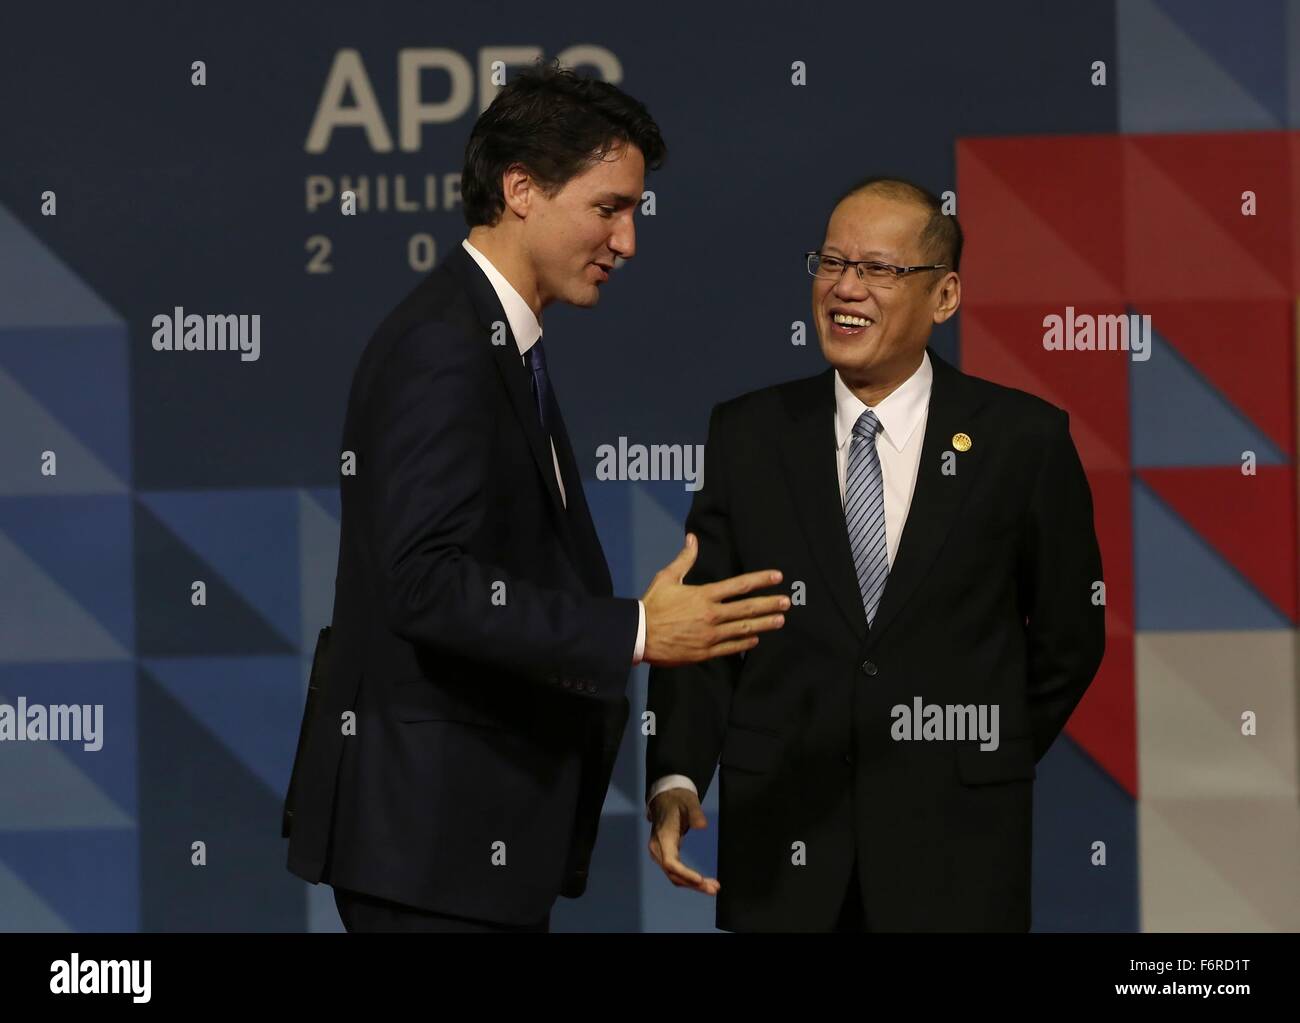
548, 394, 615, 596
864, 347, 989, 646
445, 246, 588, 574
778, 347, 990, 648
778, 370, 871, 644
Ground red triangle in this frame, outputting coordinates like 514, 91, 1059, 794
1139, 301, 1295, 457
1126, 144, 1287, 302
957, 140, 1124, 303
959, 135, 1126, 293
1290, 134, 1300, 294
1138, 467, 1297, 622
1133, 133, 1292, 291
1068, 626, 1136, 799
962, 306, 1130, 471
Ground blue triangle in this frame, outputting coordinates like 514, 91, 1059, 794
0, 205, 119, 328
0, 326, 131, 484
141, 656, 304, 796
1133, 480, 1289, 629
0, 661, 138, 820
139, 490, 300, 646
0, 830, 138, 931
1130, 327, 1286, 467
1153, 0, 1287, 124
0, 496, 134, 652
1032, 734, 1138, 931
583, 478, 633, 594
1120, 0, 1280, 130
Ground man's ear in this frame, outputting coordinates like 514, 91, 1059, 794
932, 273, 961, 325
500, 163, 534, 220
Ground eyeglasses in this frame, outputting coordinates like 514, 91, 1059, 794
805, 251, 947, 288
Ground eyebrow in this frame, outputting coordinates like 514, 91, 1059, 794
596, 193, 640, 206
823, 246, 899, 261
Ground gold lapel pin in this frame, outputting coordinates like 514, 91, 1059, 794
952, 432, 972, 452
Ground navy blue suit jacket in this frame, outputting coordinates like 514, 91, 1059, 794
286, 243, 639, 924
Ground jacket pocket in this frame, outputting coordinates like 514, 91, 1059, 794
390, 678, 505, 730
955, 735, 1036, 785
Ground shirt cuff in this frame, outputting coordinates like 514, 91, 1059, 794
647, 773, 698, 808
632, 599, 646, 664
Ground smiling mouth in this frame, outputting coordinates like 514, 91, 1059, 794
829, 311, 874, 336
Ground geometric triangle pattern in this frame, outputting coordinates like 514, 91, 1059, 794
0, 496, 135, 653
1133, 479, 1292, 631
0, 661, 137, 823
0, 361, 127, 496
139, 656, 305, 798
959, 125, 1300, 932
1030, 734, 1140, 932
0, 522, 131, 663
1147, 0, 1287, 124
1135, 630, 1300, 930
137, 490, 302, 649
133, 499, 296, 657
0, 326, 132, 485
0, 205, 119, 330
1120, 0, 1282, 132
1140, 466, 1297, 621
1131, 328, 1289, 467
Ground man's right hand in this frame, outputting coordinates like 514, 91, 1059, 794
647, 787, 719, 895
641, 534, 788, 667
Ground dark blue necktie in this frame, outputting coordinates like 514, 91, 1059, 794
526, 338, 554, 437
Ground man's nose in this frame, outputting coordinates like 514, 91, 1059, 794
610, 216, 636, 261
832, 267, 871, 301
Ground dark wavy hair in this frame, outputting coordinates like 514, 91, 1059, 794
836, 175, 963, 274
461, 59, 667, 228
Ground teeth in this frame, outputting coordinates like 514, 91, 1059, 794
833, 313, 871, 327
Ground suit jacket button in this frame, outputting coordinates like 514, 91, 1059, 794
586, 683, 597, 694
844, 753, 853, 765
861, 660, 878, 676
562, 678, 572, 688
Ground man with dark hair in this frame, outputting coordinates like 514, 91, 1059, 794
645, 177, 1105, 932
284, 61, 789, 932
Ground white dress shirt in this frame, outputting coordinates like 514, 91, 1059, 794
461, 239, 647, 663
647, 350, 934, 806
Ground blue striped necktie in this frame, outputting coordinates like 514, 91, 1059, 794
845, 409, 889, 627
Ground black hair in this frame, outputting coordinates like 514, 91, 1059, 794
462, 59, 667, 227
835, 175, 963, 274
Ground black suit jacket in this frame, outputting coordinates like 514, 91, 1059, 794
286, 242, 640, 925
646, 347, 1105, 932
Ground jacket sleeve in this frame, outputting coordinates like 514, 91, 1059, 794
645, 401, 745, 802
365, 320, 639, 702
1018, 408, 1107, 761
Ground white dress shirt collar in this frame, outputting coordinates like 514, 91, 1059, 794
461, 238, 542, 358
834, 349, 933, 455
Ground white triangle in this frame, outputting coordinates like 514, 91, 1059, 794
0, 204, 119, 327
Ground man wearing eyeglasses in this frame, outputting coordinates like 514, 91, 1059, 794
644, 177, 1106, 931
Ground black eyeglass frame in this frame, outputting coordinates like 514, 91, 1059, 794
805, 251, 949, 283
